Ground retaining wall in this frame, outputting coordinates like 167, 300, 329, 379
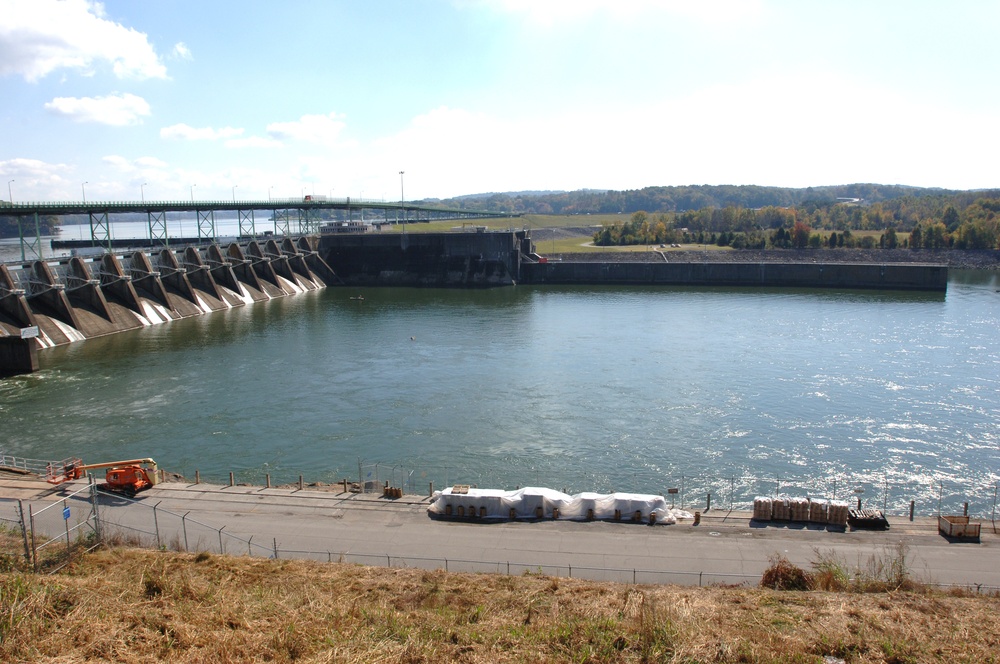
520, 260, 948, 291
319, 231, 522, 287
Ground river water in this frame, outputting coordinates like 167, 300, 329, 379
1, 263, 998, 516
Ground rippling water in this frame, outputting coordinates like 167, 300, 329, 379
2, 270, 998, 516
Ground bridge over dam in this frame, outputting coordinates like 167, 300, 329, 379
1, 225, 947, 376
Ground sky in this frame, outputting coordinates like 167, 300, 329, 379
2, 0, 999, 204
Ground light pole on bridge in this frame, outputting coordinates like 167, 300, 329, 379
399, 170, 406, 231
81, 181, 88, 203
7, 180, 13, 204
190, 184, 196, 202
232, 184, 238, 202
141, 182, 147, 203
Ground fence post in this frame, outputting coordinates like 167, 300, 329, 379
273, 538, 278, 559
29, 505, 37, 571
89, 476, 102, 545
699, 571, 703, 587
229, 472, 234, 487
248, 535, 253, 556
298, 475, 303, 491
153, 502, 162, 550
266, 474, 271, 489
993, 482, 997, 533
707, 492, 711, 511
909, 500, 915, 522
569, 564, 572, 578
17, 500, 30, 565
63, 499, 71, 557
195, 470, 200, 484
182, 511, 190, 552
219, 525, 226, 554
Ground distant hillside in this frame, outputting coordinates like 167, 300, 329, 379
428, 183, 995, 215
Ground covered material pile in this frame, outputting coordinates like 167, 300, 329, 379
753, 495, 850, 527
428, 486, 694, 524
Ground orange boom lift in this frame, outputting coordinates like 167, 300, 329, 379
46, 458, 159, 498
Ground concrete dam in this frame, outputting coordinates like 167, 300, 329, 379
1, 230, 947, 376
1, 237, 337, 376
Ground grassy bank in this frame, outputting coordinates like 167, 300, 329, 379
2, 548, 999, 663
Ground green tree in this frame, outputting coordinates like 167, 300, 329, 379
942, 206, 961, 231
882, 227, 898, 249
791, 221, 811, 248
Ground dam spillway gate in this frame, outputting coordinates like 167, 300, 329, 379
0, 237, 338, 375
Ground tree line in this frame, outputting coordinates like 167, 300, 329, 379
592, 198, 1000, 251
435, 183, 996, 217
0, 214, 59, 239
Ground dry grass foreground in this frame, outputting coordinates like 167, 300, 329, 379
2, 549, 999, 664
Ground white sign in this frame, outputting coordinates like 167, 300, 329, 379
20, 326, 39, 339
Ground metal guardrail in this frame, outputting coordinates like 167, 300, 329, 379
0, 453, 60, 476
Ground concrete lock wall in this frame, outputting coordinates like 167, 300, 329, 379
319, 232, 521, 287
520, 260, 948, 291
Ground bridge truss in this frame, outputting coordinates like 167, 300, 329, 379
1, 198, 514, 261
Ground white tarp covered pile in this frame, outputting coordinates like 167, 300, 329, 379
427, 486, 694, 524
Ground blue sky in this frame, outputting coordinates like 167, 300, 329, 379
2, 0, 998, 203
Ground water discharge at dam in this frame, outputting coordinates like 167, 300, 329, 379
1, 270, 998, 517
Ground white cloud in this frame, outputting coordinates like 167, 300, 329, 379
0, 157, 71, 179
102, 155, 131, 170
44, 92, 151, 125
225, 136, 283, 149
135, 156, 168, 169
172, 42, 192, 61
266, 112, 347, 147
0, 158, 73, 200
160, 123, 244, 140
0, 0, 167, 81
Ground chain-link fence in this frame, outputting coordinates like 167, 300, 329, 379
2, 481, 998, 593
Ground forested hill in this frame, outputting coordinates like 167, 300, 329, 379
431, 184, 998, 216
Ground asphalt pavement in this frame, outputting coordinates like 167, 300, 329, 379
3, 474, 997, 589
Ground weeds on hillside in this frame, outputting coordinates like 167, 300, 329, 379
762, 542, 920, 593
1, 548, 999, 663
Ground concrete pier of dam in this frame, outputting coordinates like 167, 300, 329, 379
0, 237, 337, 376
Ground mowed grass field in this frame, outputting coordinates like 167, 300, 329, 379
375, 213, 734, 254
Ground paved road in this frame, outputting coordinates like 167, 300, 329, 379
4, 476, 997, 588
